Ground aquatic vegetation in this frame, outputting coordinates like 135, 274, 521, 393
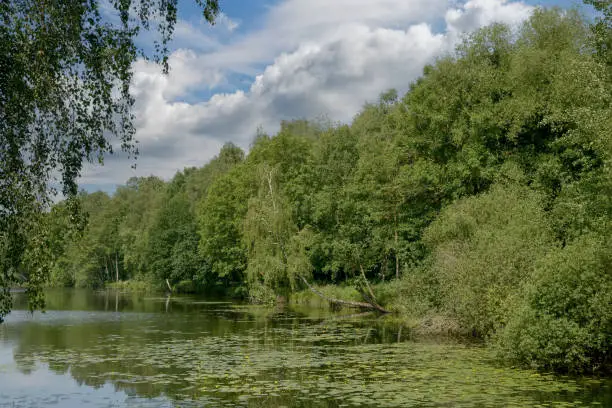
2, 292, 610, 407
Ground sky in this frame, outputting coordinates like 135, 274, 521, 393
78, 0, 589, 194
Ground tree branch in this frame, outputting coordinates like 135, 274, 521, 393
299, 275, 389, 313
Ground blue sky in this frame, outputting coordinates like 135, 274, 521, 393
78, 0, 599, 195
178, 0, 277, 32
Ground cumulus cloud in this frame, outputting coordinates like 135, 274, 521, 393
190, 0, 449, 74
446, 0, 533, 33
245, 23, 446, 123
79, 0, 533, 189
132, 50, 224, 102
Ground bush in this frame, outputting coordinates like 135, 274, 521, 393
423, 181, 555, 336
290, 284, 362, 308
385, 266, 439, 318
174, 280, 197, 294
247, 282, 277, 305
495, 233, 612, 373
106, 280, 159, 293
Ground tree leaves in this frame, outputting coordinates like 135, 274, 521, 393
0, 0, 219, 319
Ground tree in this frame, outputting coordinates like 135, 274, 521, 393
242, 164, 299, 301
54, 191, 116, 288
497, 232, 612, 373
423, 175, 555, 336
306, 125, 360, 280
35, 5, 612, 373
147, 187, 200, 287
0, 0, 220, 320
197, 163, 255, 291
117, 176, 165, 279
584, 0, 612, 66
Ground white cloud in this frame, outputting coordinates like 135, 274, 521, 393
190, 0, 449, 75
132, 50, 224, 101
446, 0, 533, 34
80, 0, 533, 189
245, 23, 446, 122
172, 20, 222, 52
216, 12, 240, 32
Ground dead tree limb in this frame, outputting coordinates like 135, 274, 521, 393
316, 311, 375, 326
359, 263, 377, 302
299, 275, 389, 313
356, 264, 391, 314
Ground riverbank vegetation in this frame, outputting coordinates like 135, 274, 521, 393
44, 7, 612, 374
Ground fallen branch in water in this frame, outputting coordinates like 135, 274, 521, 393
315, 311, 376, 326
298, 275, 390, 313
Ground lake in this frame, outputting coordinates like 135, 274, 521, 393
0, 289, 610, 407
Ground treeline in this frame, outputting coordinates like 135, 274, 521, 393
48, 8, 611, 373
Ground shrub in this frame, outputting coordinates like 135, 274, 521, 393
495, 232, 612, 373
105, 280, 159, 293
385, 265, 440, 318
174, 280, 197, 294
423, 181, 555, 336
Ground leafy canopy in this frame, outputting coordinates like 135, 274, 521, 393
0, 0, 219, 320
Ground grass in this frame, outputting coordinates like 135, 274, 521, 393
289, 279, 467, 337
105, 280, 161, 293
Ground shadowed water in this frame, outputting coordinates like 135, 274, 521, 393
0, 289, 610, 407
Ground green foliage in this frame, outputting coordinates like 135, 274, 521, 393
43, 144, 245, 295
9, 290, 609, 407
496, 232, 612, 373
423, 180, 555, 336
0, 0, 219, 320
243, 164, 297, 293
584, 0, 612, 66
551, 164, 612, 242
197, 162, 254, 289
383, 267, 440, 318
42, 6, 612, 373
147, 190, 201, 284
174, 280, 197, 294
290, 283, 362, 307
105, 279, 158, 293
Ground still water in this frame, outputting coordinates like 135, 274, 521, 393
0, 289, 610, 407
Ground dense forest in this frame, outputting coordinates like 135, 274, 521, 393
45, 8, 611, 374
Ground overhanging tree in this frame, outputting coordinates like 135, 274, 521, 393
0, 0, 220, 321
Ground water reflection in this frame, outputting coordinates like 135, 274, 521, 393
1, 289, 610, 407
